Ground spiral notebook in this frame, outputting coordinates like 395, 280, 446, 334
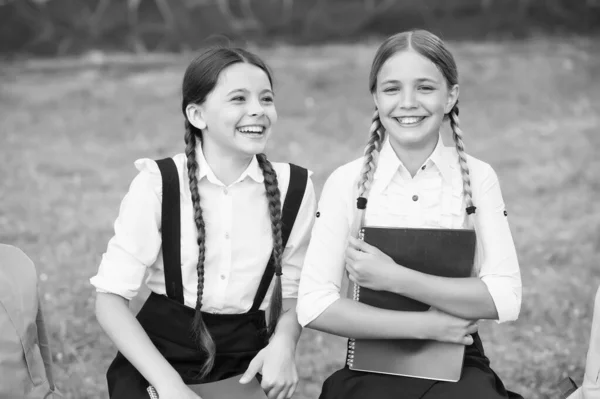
147, 375, 267, 399
347, 227, 476, 382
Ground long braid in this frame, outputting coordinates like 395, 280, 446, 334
184, 120, 216, 378
350, 110, 386, 237
448, 105, 476, 216
256, 153, 284, 337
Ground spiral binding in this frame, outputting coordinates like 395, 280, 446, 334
346, 229, 365, 368
147, 386, 159, 399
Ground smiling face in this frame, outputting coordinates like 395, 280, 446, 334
372, 49, 458, 149
186, 62, 277, 158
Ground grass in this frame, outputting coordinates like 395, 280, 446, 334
1, 36, 600, 398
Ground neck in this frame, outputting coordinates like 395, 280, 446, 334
389, 135, 439, 177
200, 140, 254, 186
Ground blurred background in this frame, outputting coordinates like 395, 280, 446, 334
1, 0, 600, 398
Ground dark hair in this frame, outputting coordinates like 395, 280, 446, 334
352, 30, 474, 237
180, 47, 283, 378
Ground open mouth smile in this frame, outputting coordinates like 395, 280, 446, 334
236, 125, 267, 136
393, 116, 427, 126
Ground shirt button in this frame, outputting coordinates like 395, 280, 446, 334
225, 232, 230, 239
412, 195, 419, 201
220, 274, 226, 280
421, 165, 426, 170
223, 188, 229, 195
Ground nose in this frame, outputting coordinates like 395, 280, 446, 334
400, 88, 417, 109
247, 97, 265, 117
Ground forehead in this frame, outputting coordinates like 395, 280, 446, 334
215, 62, 272, 92
377, 49, 444, 83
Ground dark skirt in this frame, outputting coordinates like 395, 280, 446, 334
107, 293, 268, 398
320, 333, 523, 399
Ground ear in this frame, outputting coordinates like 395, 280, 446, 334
372, 92, 380, 112
445, 84, 459, 114
185, 103, 207, 130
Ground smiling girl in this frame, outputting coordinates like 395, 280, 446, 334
91, 47, 316, 399
297, 30, 523, 399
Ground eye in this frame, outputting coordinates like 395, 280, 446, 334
418, 85, 435, 92
383, 87, 399, 93
231, 96, 245, 102
262, 95, 274, 103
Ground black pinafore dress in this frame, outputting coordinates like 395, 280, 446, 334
320, 333, 524, 399
106, 159, 308, 398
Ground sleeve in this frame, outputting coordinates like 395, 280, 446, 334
474, 163, 522, 323
89, 159, 163, 300
280, 172, 318, 300
297, 167, 353, 327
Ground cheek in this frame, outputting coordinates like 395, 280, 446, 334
267, 106, 278, 124
375, 95, 397, 114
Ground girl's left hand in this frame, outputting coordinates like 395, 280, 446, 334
239, 336, 298, 399
345, 236, 399, 292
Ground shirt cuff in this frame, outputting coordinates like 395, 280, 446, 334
481, 275, 521, 323
89, 275, 139, 301
297, 291, 340, 327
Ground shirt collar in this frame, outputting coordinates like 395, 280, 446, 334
195, 143, 264, 186
373, 134, 454, 187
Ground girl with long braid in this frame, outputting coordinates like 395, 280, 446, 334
298, 30, 523, 398
91, 47, 316, 399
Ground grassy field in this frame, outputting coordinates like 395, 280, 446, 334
1, 36, 600, 398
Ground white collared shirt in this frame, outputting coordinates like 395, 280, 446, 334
297, 136, 522, 325
90, 145, 317, 313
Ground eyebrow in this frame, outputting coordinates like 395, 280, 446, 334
226, 88, 274, 96
380, 78, 439, 85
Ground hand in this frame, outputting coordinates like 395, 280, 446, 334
345, 236, 399, 292
425, 307, 478, 346
239, 336, 298, 399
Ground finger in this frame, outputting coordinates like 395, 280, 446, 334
240, 356, 262, 384
467, 323, 478, 335
287, 379, 298, 399
348, 273, 357, 284
277, 384, 292, 399
349, 236, 378, 254
264, 382, 283, 399
261, 377, 276, 392
463, 334, 474, 346
345, 246, 361, 261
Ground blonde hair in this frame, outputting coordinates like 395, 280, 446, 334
353, 30, 476, 235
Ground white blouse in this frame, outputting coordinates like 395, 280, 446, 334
90, 145, 317, 313
297, 136, 522, 326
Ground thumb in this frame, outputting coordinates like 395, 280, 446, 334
239, 353, 263, 384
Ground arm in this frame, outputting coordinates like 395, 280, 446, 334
391, 164, 519, 320
91, 166, 198, 397
96, 293, 184, 390
384, 268, 498, 320
298, 166, 476, 342
347, 164, 521, 321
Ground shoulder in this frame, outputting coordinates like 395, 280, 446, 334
271, 161, 315, 203
323, 157, 363, 195
131, 153, 187, 199
443, 147, 498, 189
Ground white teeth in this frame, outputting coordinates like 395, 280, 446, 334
237, 125, 264, 133
397, 117, 424, 124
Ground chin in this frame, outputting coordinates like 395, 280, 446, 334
388, 129, 434, 148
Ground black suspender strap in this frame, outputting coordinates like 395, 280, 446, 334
155, 158, 185, 305
250, 164, 308, 312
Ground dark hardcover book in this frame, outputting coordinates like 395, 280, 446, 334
147, 375, 267, 399
347, 227, 477, 382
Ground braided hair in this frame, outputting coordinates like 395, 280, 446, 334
353, 30, 475, 236
180, 47, 282, 378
